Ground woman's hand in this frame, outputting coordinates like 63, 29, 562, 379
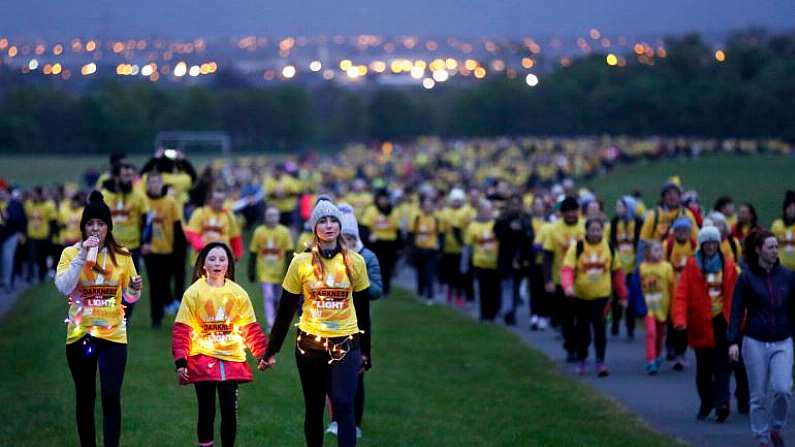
82, 235, 101, 249
359, 354, 372, 374
129, 275, 143, 292
729, 344, 740, 362
258, 355, 276, 371
177, 367, 189, 385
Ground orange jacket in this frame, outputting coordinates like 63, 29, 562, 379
672, 256, 738, 349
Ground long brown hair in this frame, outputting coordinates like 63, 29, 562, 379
192, 241, 236, 282
743, 229, 776, 272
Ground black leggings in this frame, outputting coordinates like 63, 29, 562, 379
694, 316, 731, 410
296, 344, 361, 447
574, 297, 609, 362
66, 336, 127, 447
194, 381, 239, 447
413, 249, 437, 300
474, 268, 501, 321
371, 240, 398, 296
143, 253, 175, 326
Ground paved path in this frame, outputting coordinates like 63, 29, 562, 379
394, 267, 794, 447
0, 280, 32, 321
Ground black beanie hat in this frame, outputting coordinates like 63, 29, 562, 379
560, 196, 579, 213
784, 190, 795, 213
81, 190, 113, 231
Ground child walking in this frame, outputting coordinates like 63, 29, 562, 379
172, 242, 269, 447
636, 240, 675, 375
248, 205, 294, 329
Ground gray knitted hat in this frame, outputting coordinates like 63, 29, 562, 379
308, 199, 343, 231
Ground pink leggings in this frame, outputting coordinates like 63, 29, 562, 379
645, 316, 667, 362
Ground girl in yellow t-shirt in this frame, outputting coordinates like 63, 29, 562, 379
261, 200, 371, 447
172, 242, 269, 447
463, 199, 500, 321
248, 206, 294, 329
637, 240, 674, 375
54, 191, 142, 447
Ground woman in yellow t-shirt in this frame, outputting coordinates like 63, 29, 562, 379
54, 191, 142, 447
247, 206, 294, 329
463, 199, 500, 321
172, 242, 269, 447
361, 188, 400, 296
771, 190, 795, 271
261, 200, 371, 447
409, 194, 441, 304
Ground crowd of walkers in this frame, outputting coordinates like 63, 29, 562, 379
1, 137, 794, 447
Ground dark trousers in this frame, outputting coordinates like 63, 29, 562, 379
474, 267, 501, 321
666, 320, 689, 358
440, 253, 461, 292
574, 297, 609, 362
27, 238, 50, 282
610, 280, 636, 336
413, 249, 437, 300
194, 381, 239, 447
296, 344, 361, 447
694, 316, 732, 410
528, 264, 550, 317
143, 253, 175, 327
65, 336, 127, 447
371, 240, 398, 296
555, 286, 578, 355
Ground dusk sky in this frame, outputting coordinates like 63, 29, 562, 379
2, 0, 793, 39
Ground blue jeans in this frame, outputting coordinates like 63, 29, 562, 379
1, 234, 19, 287
743, 336, 793, 443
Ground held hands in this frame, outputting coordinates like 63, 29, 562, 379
729, 344, 740, 362
177, 367, 189, 385
258, 355, 276, 371
359, 354, 372, 374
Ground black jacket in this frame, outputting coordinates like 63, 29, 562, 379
728, 261, 795, 344
494, 209, 534, 273
0, 199, 27, 241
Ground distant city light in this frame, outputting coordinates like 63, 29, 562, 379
282, 65, 296, 78
525, 73, 539, 87
715, 50, 726, 62
606, 53, 618, 66
309, 60, 322, 72
174, 61, 187, 77
422, 78, 435, 89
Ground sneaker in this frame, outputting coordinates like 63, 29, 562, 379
575, 361, 586, 376
356, 426, 362, 439
504, 311, 516, 326
646, 361, 658, 376
654, 358, 664, 371
696, 404, 712, 421
673, 356, 685, 372
770, 430, 784, 447
715, 404, 730, 423
596, 362, 610, 377
325, 421, 338, 436
538, 318, 549, 331
529, 315, 539, 331
425, 298, 434, 306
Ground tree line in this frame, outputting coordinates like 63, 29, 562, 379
0, 30, 793, 154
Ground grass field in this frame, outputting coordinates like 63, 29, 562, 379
0, 269, 676, 446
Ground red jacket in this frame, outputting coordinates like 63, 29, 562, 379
172, 322, 268, 383
672, 256, 738, 349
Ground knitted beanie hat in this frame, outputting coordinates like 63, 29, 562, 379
308, 199, 343, 231
698, 225, 721, 245
337, 203, 360, 238
81, 190, 113, 231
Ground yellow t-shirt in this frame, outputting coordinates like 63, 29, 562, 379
282, 251, 369, 338
187, 207, 241, 249
543, 219, 585, 285
25, 200, 57, 240
771, 219, 795, 271
465, 220, 499, 269
533, 219, 548, 265
720, 237, 742, 264
706, 270, 725, 317
343, 192, 373, 220
249, 224, 294, 283
613, 219, 638, 274
146, 195, 181, 254
102, 190, 149, 250
58, 203, 83, 245
175, 278, 258, 362
639, 261, 674, 322
161, 171, 193, 206
362, 207, 400, 241
562, 238, 619, 300
296, 232, 314, 252
440, 205, 476, 254
57, 245, 138, 344
664, 238, 696, 284
640, 207, 698, 242
264, 175, 301, 213
411, 213, 440, 250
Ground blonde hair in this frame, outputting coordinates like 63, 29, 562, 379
309, 234, 356, 286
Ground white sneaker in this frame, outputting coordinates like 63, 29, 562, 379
356, 426, 362, 439
529, 314, 539, 330
538, 317, 549, 331
325, 421, 338, 436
